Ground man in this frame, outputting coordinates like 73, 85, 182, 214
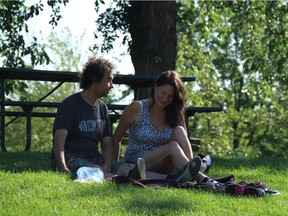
51, 56, 114, 177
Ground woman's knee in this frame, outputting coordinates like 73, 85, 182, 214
166, 141, 182, 153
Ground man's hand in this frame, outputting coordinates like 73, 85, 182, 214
101, 162, 111, 174
59, 167, 72, 175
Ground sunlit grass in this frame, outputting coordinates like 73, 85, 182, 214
0, 152, 287, 215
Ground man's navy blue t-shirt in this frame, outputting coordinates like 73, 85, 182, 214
53, 92, 112, 157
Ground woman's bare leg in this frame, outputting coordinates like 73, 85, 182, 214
171, 126, 193, 160
142, 141, 189, 172
146, 171, 168, 179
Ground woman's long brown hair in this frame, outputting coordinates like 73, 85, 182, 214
151, 71, 187, 127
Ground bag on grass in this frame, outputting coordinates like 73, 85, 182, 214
73, 166, 104, 183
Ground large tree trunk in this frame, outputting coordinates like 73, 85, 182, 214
128, 1, 176, 99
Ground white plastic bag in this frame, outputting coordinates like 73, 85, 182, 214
73, 166, 104, 183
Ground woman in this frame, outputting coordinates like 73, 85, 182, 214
113, 71, 215, 184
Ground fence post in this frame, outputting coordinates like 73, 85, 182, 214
0, 79, 7, 152
22, 105, 33, 151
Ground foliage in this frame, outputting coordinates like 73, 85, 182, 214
93, 1, 130, 53
0, 0, 46, 67
0, 0, 68, 94
176, 1, 288, 157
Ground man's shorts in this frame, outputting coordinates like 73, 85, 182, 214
51, 151, 103, 173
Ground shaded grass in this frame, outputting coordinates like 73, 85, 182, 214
0, 151, 51, 172
0, 152, 287, 215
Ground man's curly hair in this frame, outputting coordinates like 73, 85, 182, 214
78, 56, 114, 89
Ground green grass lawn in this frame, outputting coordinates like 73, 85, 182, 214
0, 152, 287, 216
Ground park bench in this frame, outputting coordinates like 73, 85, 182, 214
0, 67, 222, 152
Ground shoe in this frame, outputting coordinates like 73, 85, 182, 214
192, 181, 216, 190
136, 158, 146, 180
200, 162, 207, 173
200, 176, 225, 189
239, 181, 280, 195
175, 156, 202, 183
225, 183, 265, 197
198, 154, 211, 173
128, 158, 146, 180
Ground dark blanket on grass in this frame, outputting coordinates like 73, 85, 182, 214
111, 175, 280, 197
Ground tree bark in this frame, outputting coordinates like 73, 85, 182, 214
128, 1, 176, 99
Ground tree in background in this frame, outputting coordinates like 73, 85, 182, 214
176, 1, 288, 156
95, 1, 177, 99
